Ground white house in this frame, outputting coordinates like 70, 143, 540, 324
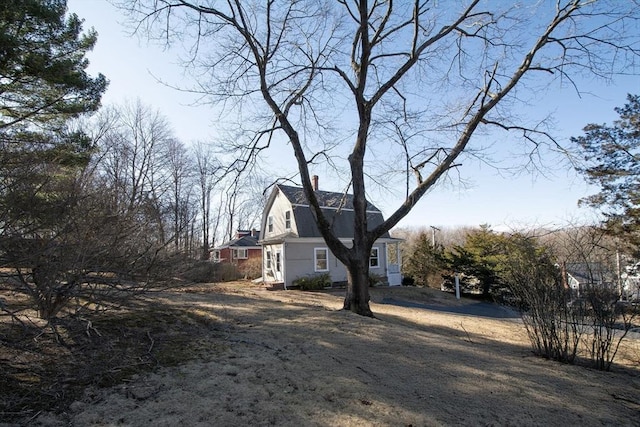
260, 177, 402, 289
563, 262, 615, 297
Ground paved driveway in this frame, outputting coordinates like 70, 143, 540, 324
380, 297, 521, 319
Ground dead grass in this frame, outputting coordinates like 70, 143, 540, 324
0, 292, 226, 424
1, 281, 639, 426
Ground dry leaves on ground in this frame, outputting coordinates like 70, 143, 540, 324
1, 282, 639, 426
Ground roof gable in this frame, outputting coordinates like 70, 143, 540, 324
277, 185, 382, 212
565, 262, 614, 284
266, 184, 390, 239
215, 234, 261, 250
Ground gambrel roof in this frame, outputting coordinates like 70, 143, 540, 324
270, 184, 391, 239
278, 185, 381, 212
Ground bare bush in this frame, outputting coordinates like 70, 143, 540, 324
501, 235, 583, 363
581, 286, 639, 371
510, 267, 583, 363
506, 243, 639, 369
238, 258, 262, 280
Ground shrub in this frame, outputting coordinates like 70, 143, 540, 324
181, 262, 243, 283
402, 276, 415, 286
581, 286, 638, 371
369, 273, 386, 287
217, 263, 241, 282
292, 273, 332, 290
181, 261, 219, 283
238, 257, 262, 280
501, 238, 582, 364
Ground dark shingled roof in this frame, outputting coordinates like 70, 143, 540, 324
276, 185, 390, 239
565, 262, 614, 284
215, 234, 260, 250
277, 185, 382, 212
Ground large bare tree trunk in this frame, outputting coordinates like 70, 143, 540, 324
125, 0, 640, 317
343, 228, 374, 317
344, 263, 373, 317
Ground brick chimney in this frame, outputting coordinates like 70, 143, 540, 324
312, 175, 319, 191
235, 230, 249, 238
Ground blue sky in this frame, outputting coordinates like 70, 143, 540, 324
68, 0, 639, 231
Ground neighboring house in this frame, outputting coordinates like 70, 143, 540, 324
621, 262, 640, 301
621, 274, 640, 301
260, 176, 402, 289
562, 262, 616, 297
213, 229, 262, 266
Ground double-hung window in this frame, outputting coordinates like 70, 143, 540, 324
285, 210, 291, 230
369, 247, 380, 268
314, 248, 329, 272
267, 216, 274, 233
233, 248, 248, 259
275, 252, 281, 272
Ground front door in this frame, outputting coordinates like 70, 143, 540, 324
386, 242, 402, 286
274, 249, 283, 283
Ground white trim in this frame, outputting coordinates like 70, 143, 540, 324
289, 202, 381, 214
285, 210, 291, 230
232, 248, 249, 259
281, 245, 287, 289
314, 247, 329, 272
275, 251, 282, 272
369, 247, 380, 268
260, 236, 354, 246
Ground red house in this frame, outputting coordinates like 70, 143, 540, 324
212, 229, 261, 266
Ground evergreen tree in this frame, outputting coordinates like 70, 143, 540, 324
573, 94, 640, 252
443, 225, 508, 297
403, 232, 444, 287
0, 0, 107, 134
0, 0, 106, 232
0, 0, 107, 319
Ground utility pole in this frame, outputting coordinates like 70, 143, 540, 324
430, 225, 440, 247
616, 249, 622, 300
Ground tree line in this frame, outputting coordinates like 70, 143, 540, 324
399, 222, 638, 370
0, 1, 264, 322
120, 0, 640, 316
2, 0, 639, 327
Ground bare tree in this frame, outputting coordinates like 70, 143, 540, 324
166, 138, 195, 251
541, 224, 638, 370
95, 100, 175, 243
125, 0, 639, 315
502, 233, 583, 364
193, 142, 221, 259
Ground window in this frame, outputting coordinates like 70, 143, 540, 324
233, 248, 248, 259
315, 248, 329, 272
275, 252, 281, 272
369, 247, 379, 268
268, 216, 273, 233
266, 250, 272, 269
213, 250, 221, 262
285, 210, 291, 230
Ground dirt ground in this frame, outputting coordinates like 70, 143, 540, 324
2, 281, 640, 426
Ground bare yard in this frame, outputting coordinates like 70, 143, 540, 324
2, 282, 639, 426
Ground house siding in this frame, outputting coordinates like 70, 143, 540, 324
260, 183, 403, 288
285, 241, 348, 286
262, 190, 298, 239
216, 247, 261, 264
262, 243, 284, 283
264, 240, 391, 288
